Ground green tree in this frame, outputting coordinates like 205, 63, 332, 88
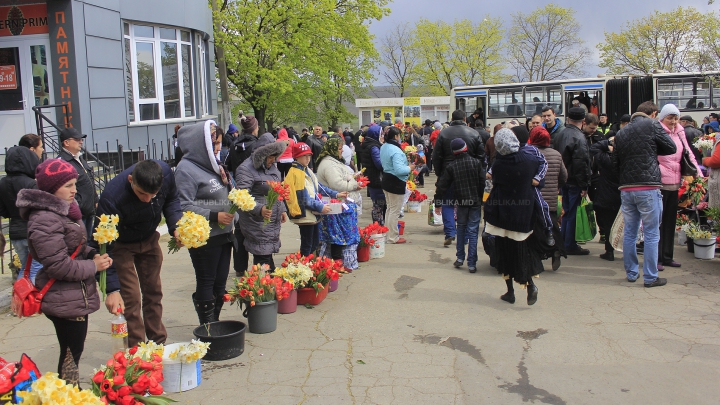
597, 7, 714, 74
213, 0, 388, 132
410, 18, 506, 96
508, 4, 590, 82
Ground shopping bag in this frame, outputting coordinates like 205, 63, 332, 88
609, 210, 624, 252
428, 204, 443, 226
0, 354, 41, 404
575, 197, 596, 242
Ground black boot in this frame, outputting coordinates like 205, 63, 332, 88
527, 279, 538, 306
192, 293, 215, 325
500, 279, 515, 304
214, 294, 225, 321
600, 250, 614, 261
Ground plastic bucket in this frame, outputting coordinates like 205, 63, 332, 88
243, 300, 278, 334
407, 201, 421, 213
693, 238, 716, 260
163, 343, 201, 392
297, 286, 328, 305
192, 320, 246, 361
329, 279, 339, 292
398, 221, 405, 236
677, 230, 687, 246
357, 246, 370, 262
370, 234, 385, 259
277, 289, 297, 314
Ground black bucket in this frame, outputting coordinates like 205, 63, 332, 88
192, 320, 246, 361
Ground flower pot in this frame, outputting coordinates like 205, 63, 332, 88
296, 286, 328, 306
357, 246, 370, 262
192, 320, 246, 361
693, 238, 716, 260
677, 230, 687, 246
329, 279, 339, 292
370, 234, 386, 259
687, 237, 695, 253
163, 343, 202, 392
243, 300, 278, 334
277, 289, 297, 314
407, 201, 422, 213
398, 220, 405, 235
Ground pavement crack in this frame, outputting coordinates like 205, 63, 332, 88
346, 337, 356, 404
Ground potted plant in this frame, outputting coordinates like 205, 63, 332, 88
274, 255, 313, 314
357, 228, 377, 262
406, 190, 427, 213
226, 265, 293, 333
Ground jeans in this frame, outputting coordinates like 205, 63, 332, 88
383, 191, 404, 243
621, 189, 662, 284
455, 206, 481, 267
441, 187, 456, 239
13, 239, 43, 284
560, 185, 582, 250
189, 242, 232, 302
299, 224, 320, 257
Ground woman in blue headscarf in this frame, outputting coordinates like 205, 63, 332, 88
358, 124, 386, 224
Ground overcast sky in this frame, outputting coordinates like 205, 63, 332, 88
368, 0, 716, 84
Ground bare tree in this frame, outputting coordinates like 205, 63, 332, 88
378, 23, 417, 97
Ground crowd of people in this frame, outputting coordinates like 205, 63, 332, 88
1, 98, 716, 384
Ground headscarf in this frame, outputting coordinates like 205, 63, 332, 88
528, 126, 551, 147
511, 125, 529, 146
495, 128, 519, 156
315, 136, 343, 167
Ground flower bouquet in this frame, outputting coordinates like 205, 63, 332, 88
226, 264, 292, 307
166, 340, 210, 364
408, 190, 427, 202
307, 256, 344, 293
91, 341, 175, 405
263, 181, 290, 225
275, 255, 314, 288
693, 133, 716, 157
358, 227, 377, 248
356, 175, 370, 188
19, 372, 104, 405
363, 222, 389, 237
219, 188, 256, 229
168, 211, 211, 254
94, 214, 120, 300
676, 213, 693, 232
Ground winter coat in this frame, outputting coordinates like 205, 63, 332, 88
380, 142, 410, 195
305, 136, 324, 171
58, 149, 97, 218
277, 128, 296, 163
657, 122, 702, 186
317, 156, 359, 193
543, 118, 565, 142
0, 146, 39, 240
359, 137, 383, 188
432, 121, 485, 178
434, 153, 484, 207
535, 146, 566, 213
684, 124, 704, 163
235, 133, 288, 255
484, 150, 540, 233
612, 113, 678, 188
552, 124, 591, 189
229, 132, 258, 174
17, 189, 100, 318
475, 128, 491, 145
589, 141, 621, 210
175, 121, 235, 243
284, 163, 325, 225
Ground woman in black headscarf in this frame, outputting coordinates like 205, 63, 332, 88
359, 124, 386, 224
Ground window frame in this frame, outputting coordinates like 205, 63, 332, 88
123, 22, 199, 123
657, 77, 712, 111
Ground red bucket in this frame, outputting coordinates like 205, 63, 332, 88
398, 220, 405, 235
357, 245, 370, 262
296, 286, 328, 306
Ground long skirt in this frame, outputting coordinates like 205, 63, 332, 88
494, 236, 544, 285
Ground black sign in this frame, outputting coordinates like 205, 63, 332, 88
47, 0, 81, 132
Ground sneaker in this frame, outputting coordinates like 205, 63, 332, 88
566, 247, 590, 255
444, 237, 455, 246
627, 277, 637, 283
644, 278, 667, 288
453, 260, 463, 268
468, 266, 477, 273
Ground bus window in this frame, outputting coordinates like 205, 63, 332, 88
657, 77, 710, 110
488, 87, 523, 118
524, 85, 562, 116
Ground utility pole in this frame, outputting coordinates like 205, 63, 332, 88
211, 0, 232, 130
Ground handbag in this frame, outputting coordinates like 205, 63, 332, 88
680, 137, 698, 177
11, 245, 83, 318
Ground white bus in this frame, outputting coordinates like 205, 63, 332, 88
450, 72, 720, 129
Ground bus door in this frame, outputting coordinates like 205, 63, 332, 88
563, 83, 604, 117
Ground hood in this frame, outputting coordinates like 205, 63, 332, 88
4, 146, 39, 178
251, 133, 288, 170
178, 120, 220, 175
366, 125, 381, 141
16, 188, 70, 220
227, 124, 239, 134
277, 128, 289, 141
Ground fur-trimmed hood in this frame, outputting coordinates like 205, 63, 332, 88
251, 133, 288, 170
16, 188, 71, 220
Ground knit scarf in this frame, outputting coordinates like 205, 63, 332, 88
68, 201, 82, 221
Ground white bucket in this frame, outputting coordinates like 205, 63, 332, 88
370, 234, 386, 259
677, 230, 687, 246
163, 343, 202, 392
407, 201, 422, 213
693, 238, 716, 260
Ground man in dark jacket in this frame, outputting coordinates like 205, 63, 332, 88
434, 138, 484, 273
542, 106, 565, 142
58, 127, 97, 239
552, 107, 592, 255
680, 115, 704, 163
583, 113, 606, 212
229, 115, 260, 174
0, 144, 40, 279
612, 101, 676, 288
433, 110, 486, 245
96, 159, 183, 346
306, 125, 325, 172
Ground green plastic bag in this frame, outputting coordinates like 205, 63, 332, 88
575, 196, 597, 242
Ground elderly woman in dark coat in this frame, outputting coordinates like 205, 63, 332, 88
359, 124, 386, 224
484, 129, 544, 306
236, 133, 289, 270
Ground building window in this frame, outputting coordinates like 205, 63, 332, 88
123, 22, 205, 122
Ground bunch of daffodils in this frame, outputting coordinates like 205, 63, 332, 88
94, 214, 119, 300
168, 211, 211, 253
18, 372, 104, 405
166, 340, 210, 364
134, 340, 165, 359
219, 188, 257, 229
274, 262, 313, 288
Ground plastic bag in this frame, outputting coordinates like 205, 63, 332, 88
575, 196, 597, 242
428, 204, 443, 226
0, 354, 40, 404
